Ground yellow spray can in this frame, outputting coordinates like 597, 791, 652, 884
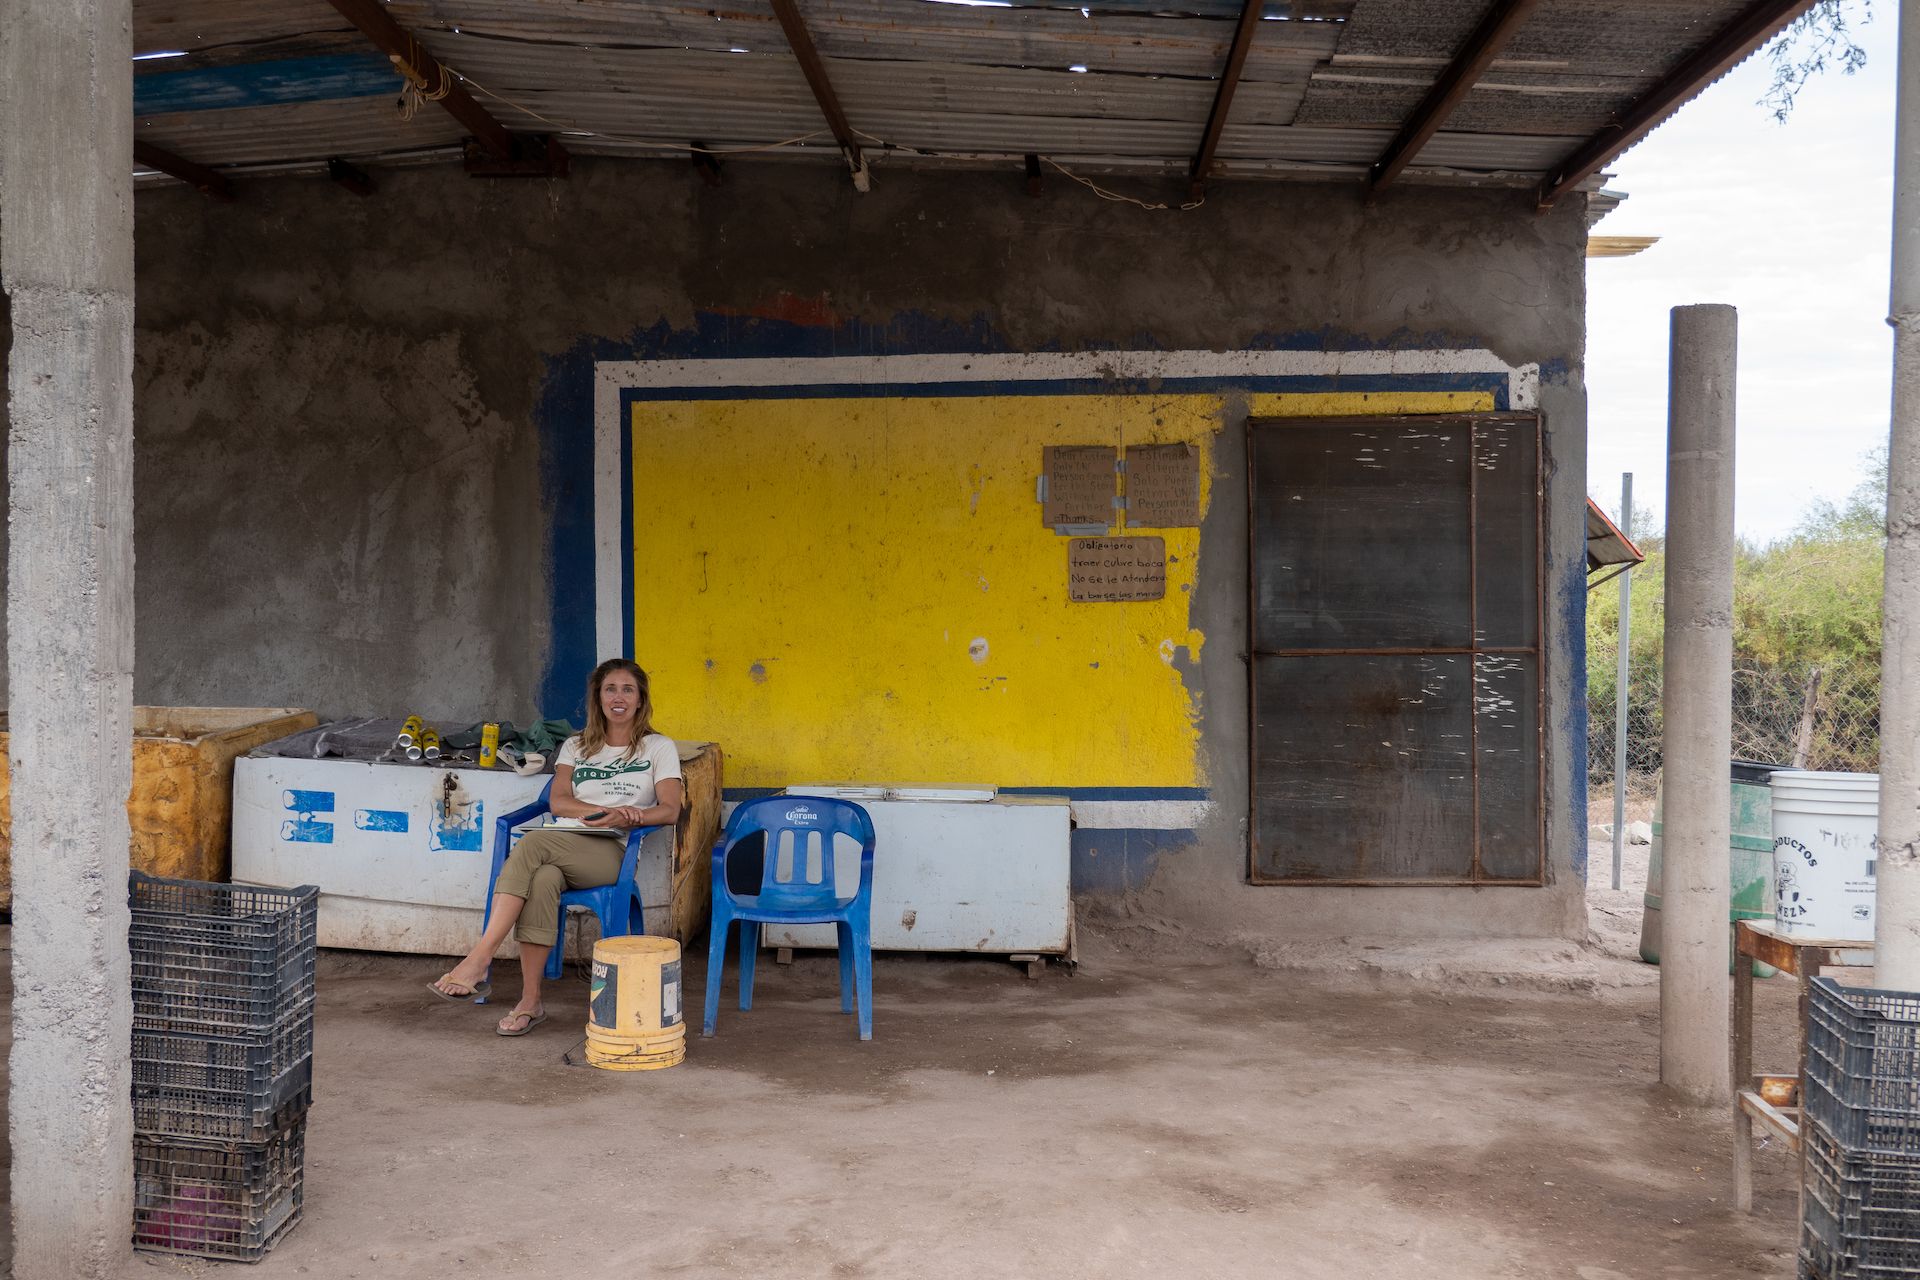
396, 714, 424, 749
420, 727, 443, 761
478, 722, 500, 769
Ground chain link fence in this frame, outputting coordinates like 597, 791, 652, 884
1589, 657, 1882, 821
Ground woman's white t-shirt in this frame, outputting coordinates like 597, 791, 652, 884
556, 733, 682, 832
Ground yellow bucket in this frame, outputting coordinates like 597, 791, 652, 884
586, 936, 685, 1072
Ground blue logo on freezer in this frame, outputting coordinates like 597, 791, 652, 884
431, 801, 484, 853
280, 790, 335, 844
355, 809, 409, 834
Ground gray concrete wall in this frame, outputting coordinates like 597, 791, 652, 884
123, 159, 1587, 939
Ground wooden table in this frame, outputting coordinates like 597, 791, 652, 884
1732, 919, 1876, 1212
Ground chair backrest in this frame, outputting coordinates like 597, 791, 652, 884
719, 796, 875, 910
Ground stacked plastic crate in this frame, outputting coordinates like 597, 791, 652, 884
129, 872, 317, 1262
1801, 977, 1920, 1280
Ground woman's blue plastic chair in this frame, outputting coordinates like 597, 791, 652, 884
704, 796, 876, 1040
483, 779, 661, 981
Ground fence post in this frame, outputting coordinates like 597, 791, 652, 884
1792, 668, 1822, 769
1614, 472, 1633, 891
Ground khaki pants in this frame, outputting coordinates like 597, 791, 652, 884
493, 828, 625, 946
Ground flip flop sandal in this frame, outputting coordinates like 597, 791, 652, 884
428, 976, 492, 1003
497, 1008, 548, 1037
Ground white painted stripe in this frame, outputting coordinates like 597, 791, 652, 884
594, 348, 1537, 676
718, 798, 1207, 831
1070, 799, 1211, 830
592, 363, 625, 660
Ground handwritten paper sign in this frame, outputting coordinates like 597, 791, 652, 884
1042, 445, 1118, 527
1125, 443, 1200, 528
1068, 536, 1167, 602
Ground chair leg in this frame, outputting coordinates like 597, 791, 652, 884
702, 911, 729, 1037
852, 920, 873, 1041
738, 920, 758, 1011
545, 909, 567, 981
836, 921, 854, 1014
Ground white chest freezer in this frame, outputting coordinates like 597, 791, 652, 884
235, 750, 699, 959
233, 754, 551, 956
759, 786, 1071, 956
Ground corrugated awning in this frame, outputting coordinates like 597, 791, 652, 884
1586, 496, 1644, 577
128, 0, 1824, 198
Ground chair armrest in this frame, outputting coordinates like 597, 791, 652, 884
489, 797, 550, 886
619, 825, 663, 887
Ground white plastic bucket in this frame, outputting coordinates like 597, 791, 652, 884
1771, 770, 1880, 941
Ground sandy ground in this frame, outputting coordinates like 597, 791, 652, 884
2, 845, 1822, 1279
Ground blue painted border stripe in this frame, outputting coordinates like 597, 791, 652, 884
135, 53, 397, 115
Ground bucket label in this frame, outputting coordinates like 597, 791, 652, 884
661, 959, 683, 1027
589, 958, 617, 1028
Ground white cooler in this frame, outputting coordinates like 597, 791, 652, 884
759, 786, 1072, 956
233, 754, 556, 957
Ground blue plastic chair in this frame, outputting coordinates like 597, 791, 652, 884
704, 796, 876, 1040
483, 779, 661, 982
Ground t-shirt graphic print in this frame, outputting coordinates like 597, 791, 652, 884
556, 733, 682, 833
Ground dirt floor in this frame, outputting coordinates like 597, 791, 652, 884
2, 843, 1831, 1278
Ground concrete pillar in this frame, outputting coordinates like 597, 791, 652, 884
1659, 304, 1737, 1105
0, 0, 138, 1270
1879, 0, 1920, 990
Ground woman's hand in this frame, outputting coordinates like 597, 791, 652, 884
581, 808, 624, 828
615, 805, 651, 827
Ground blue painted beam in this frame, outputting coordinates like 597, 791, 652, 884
134, 52, 397, 115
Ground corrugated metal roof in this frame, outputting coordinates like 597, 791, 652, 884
128, 0, 1793, 189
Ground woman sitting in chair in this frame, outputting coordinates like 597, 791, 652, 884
429, 658, 684, 1035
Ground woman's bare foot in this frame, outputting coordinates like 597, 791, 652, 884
428, 963, 490, 999
496, 1006, 547, 1036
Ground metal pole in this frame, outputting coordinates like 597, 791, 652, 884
1660, 304, 1737, 1106
1614, 472, 1634, 891
1879, 0, 1920, 988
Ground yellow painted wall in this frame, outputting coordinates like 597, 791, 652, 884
630, 388, 1493, 789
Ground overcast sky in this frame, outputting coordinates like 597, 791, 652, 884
1586, 2, 1893, 543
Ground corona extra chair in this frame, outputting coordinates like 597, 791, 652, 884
703, 795, 877, 1040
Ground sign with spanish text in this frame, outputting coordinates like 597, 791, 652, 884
1068, 536, 1167, 602
1041, 445, 1118, 527
1125, 442, 1200, 527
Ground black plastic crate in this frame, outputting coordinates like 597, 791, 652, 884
133, 1023, 312, 1142
129, 874, 317, 1038
132, 1121, 305, 1263
1802, 1127, 1920, 1278
1806, 977, 1920, 1160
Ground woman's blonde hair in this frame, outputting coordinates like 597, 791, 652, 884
577, 658, 655, 761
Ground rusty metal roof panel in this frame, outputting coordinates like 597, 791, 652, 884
134, 0, 358, 63
136, 97, 467, 168
1296, 0, 1768, 135
383, 0, 1343, 83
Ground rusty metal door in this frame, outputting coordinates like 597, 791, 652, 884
1246, 415, 1544, 885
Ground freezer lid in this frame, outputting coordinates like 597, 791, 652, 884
786, 784, 997, 803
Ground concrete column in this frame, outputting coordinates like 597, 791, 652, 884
0, 0, 138, 1271
1659, 304, 1737, 1105
1879, 0, 1920, 990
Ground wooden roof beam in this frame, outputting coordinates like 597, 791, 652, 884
1188, 0, 1264, 200
1368, 0, 1543, 194
1535, 0, 1818, 210
322, 0, 515, 160
767, 0, 870, 190
134, 140, 234, 201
